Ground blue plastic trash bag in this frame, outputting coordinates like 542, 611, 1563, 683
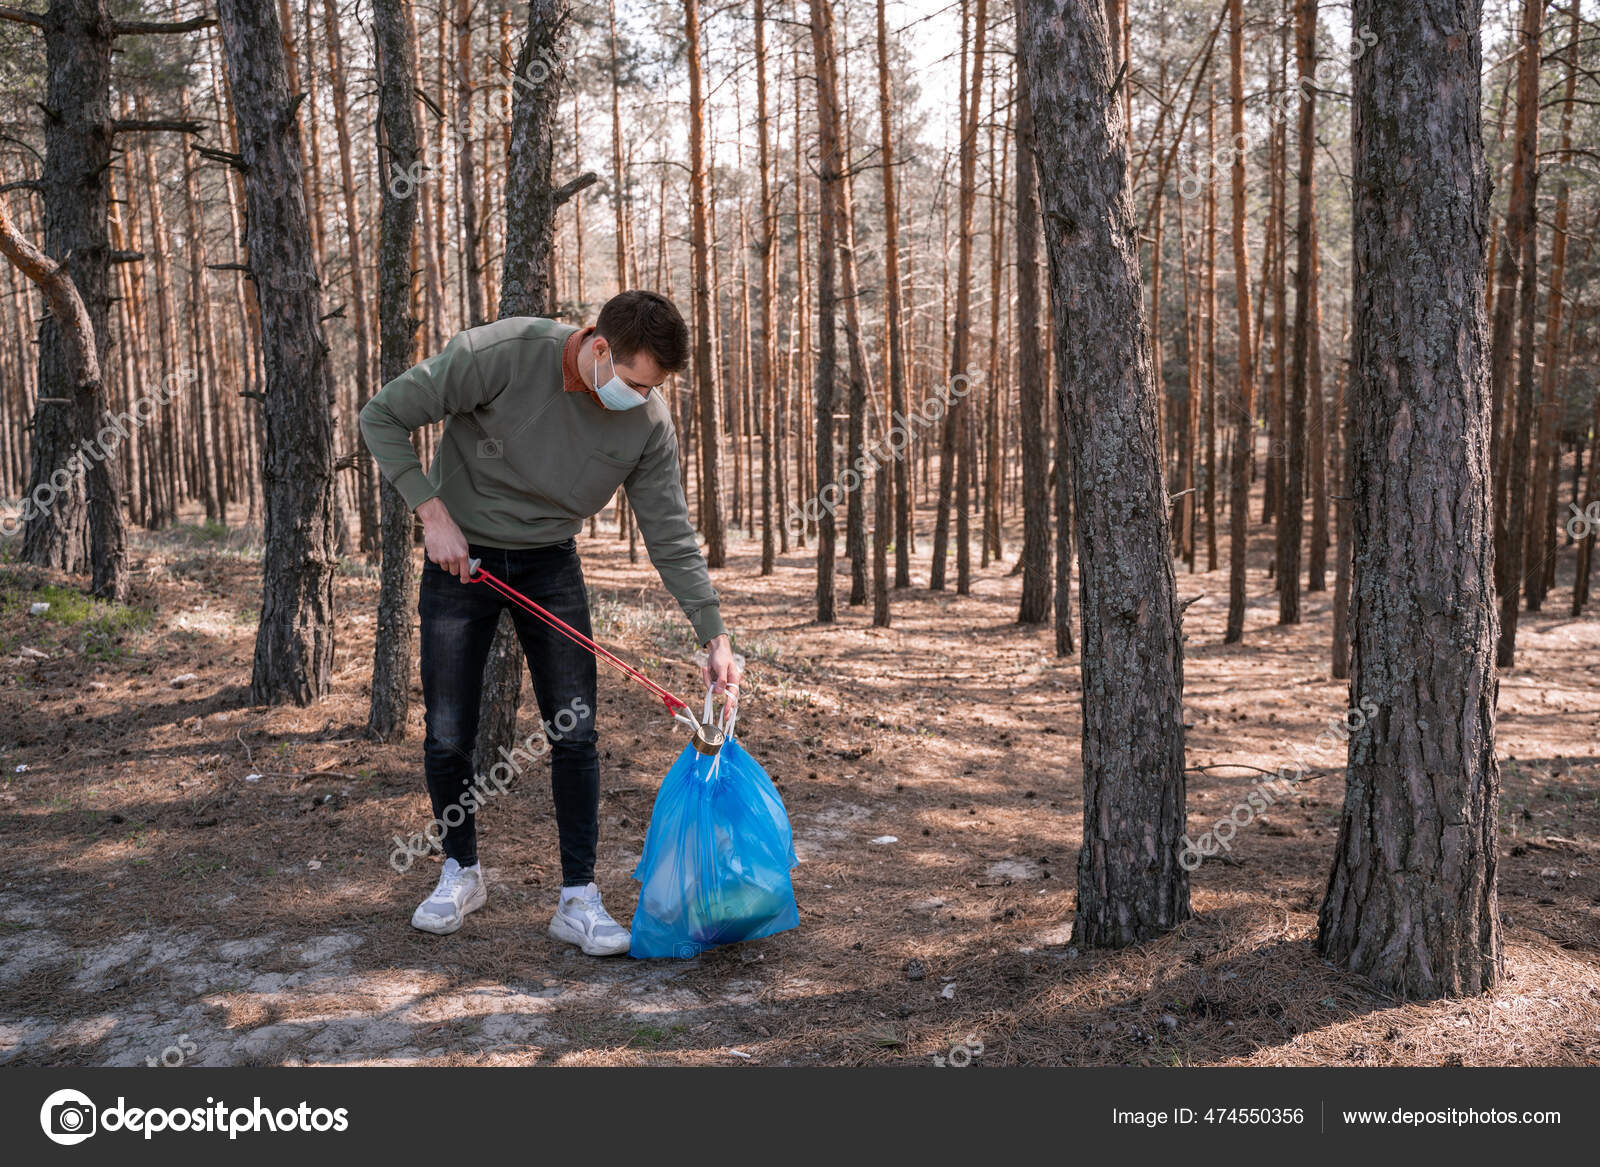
629, 732, 799, 958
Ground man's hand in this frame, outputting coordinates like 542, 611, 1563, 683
701, 634, 742, 707
417, 497, 472, 582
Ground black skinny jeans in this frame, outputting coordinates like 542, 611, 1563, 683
418, 540, 599, 885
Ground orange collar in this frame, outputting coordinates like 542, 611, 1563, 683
562, 325, 600, 404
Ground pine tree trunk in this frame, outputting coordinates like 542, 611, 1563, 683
216, 0, 339, 703
176, 66, 225, 526
1575, 381, 1600, 614
1489, 0, 1542, 588
806, 0, 841, 623
1021, 0, 1189, 947
1278, 0, 1317, 623
1016, 66, 1051, 624
756, 0, 777, 576
1331, 335, 1352, 678
931, 0, 986, 593
17, 0, 127, 601
876, 0, 910, 589
685, 0, 725, 568
1525, 0, 1579, 614
368, 0, 422, 741
1306, 215, 1328, 591
1318, 0, 1502, 998
1204, 81, 1218, 573
323, 0, 379, 549
476, 0, 587, 764
1223, 0, 1256, 642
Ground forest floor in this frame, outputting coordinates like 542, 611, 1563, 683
1, 492, 1598, 1067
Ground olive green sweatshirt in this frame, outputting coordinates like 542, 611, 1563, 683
359, 316, 725, 645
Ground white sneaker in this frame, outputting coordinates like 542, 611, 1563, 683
548, 883, 631, 956
410, 858, 486, 935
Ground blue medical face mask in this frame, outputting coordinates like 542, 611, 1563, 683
594, 347, 649, 411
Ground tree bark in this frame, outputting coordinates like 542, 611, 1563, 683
684, 0, 725, 567
1022, 0, 1189, 947
1204, 81, 1218, 573
1306, 215, 1328, 591
1331, 333, 1352, 679
16, 0, 127, 601
1489, 0, 1543, 588
1278, 0, 1317, 623
757, 0, 777, 577
368, 0, 422, 741
1223, 0, 1256, 643
216, 0, 339, 703
323, 0, 379, 550
477, 0, 587, 767
1525, 0, 1579, 614
931, 0, 987, 593
876, 0, 910, 591
1318, 0, 1502, 998
1016, 62, 1051, 625
806, 0, 851, 624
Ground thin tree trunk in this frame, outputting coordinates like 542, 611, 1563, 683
1016, 63, 1051, 624
1306, 214, 1328, 591
931, 0, 987, 592
806, 0, 845, 622
1278, 0, 1316, 622
324, 0, 379, 549
217, 0, 339, 702
1490, 0, 1542, 585
1022, 0, 1188, 946
757, 0, 777, 575
685, 0, 725, 567
477, 0, 590, 766
877, 0, 910, 589
368, 0, 422, 741
1526, 0, 1578, 614
1331, 322, 1352, 678
1224, 0, 1256, 642
1204, 81, 1218, 573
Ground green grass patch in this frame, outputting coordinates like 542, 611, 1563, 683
0, 570, 152, 659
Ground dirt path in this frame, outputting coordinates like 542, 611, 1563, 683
2, 507, 1598, 1066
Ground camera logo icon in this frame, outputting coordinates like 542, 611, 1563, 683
477, 438, 504, 459
40, 1088, 97, 1145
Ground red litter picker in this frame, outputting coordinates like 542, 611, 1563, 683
462, 555, 799, 959
464, 557, 726, 754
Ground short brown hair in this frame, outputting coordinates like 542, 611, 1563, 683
595, 290, 690, 374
